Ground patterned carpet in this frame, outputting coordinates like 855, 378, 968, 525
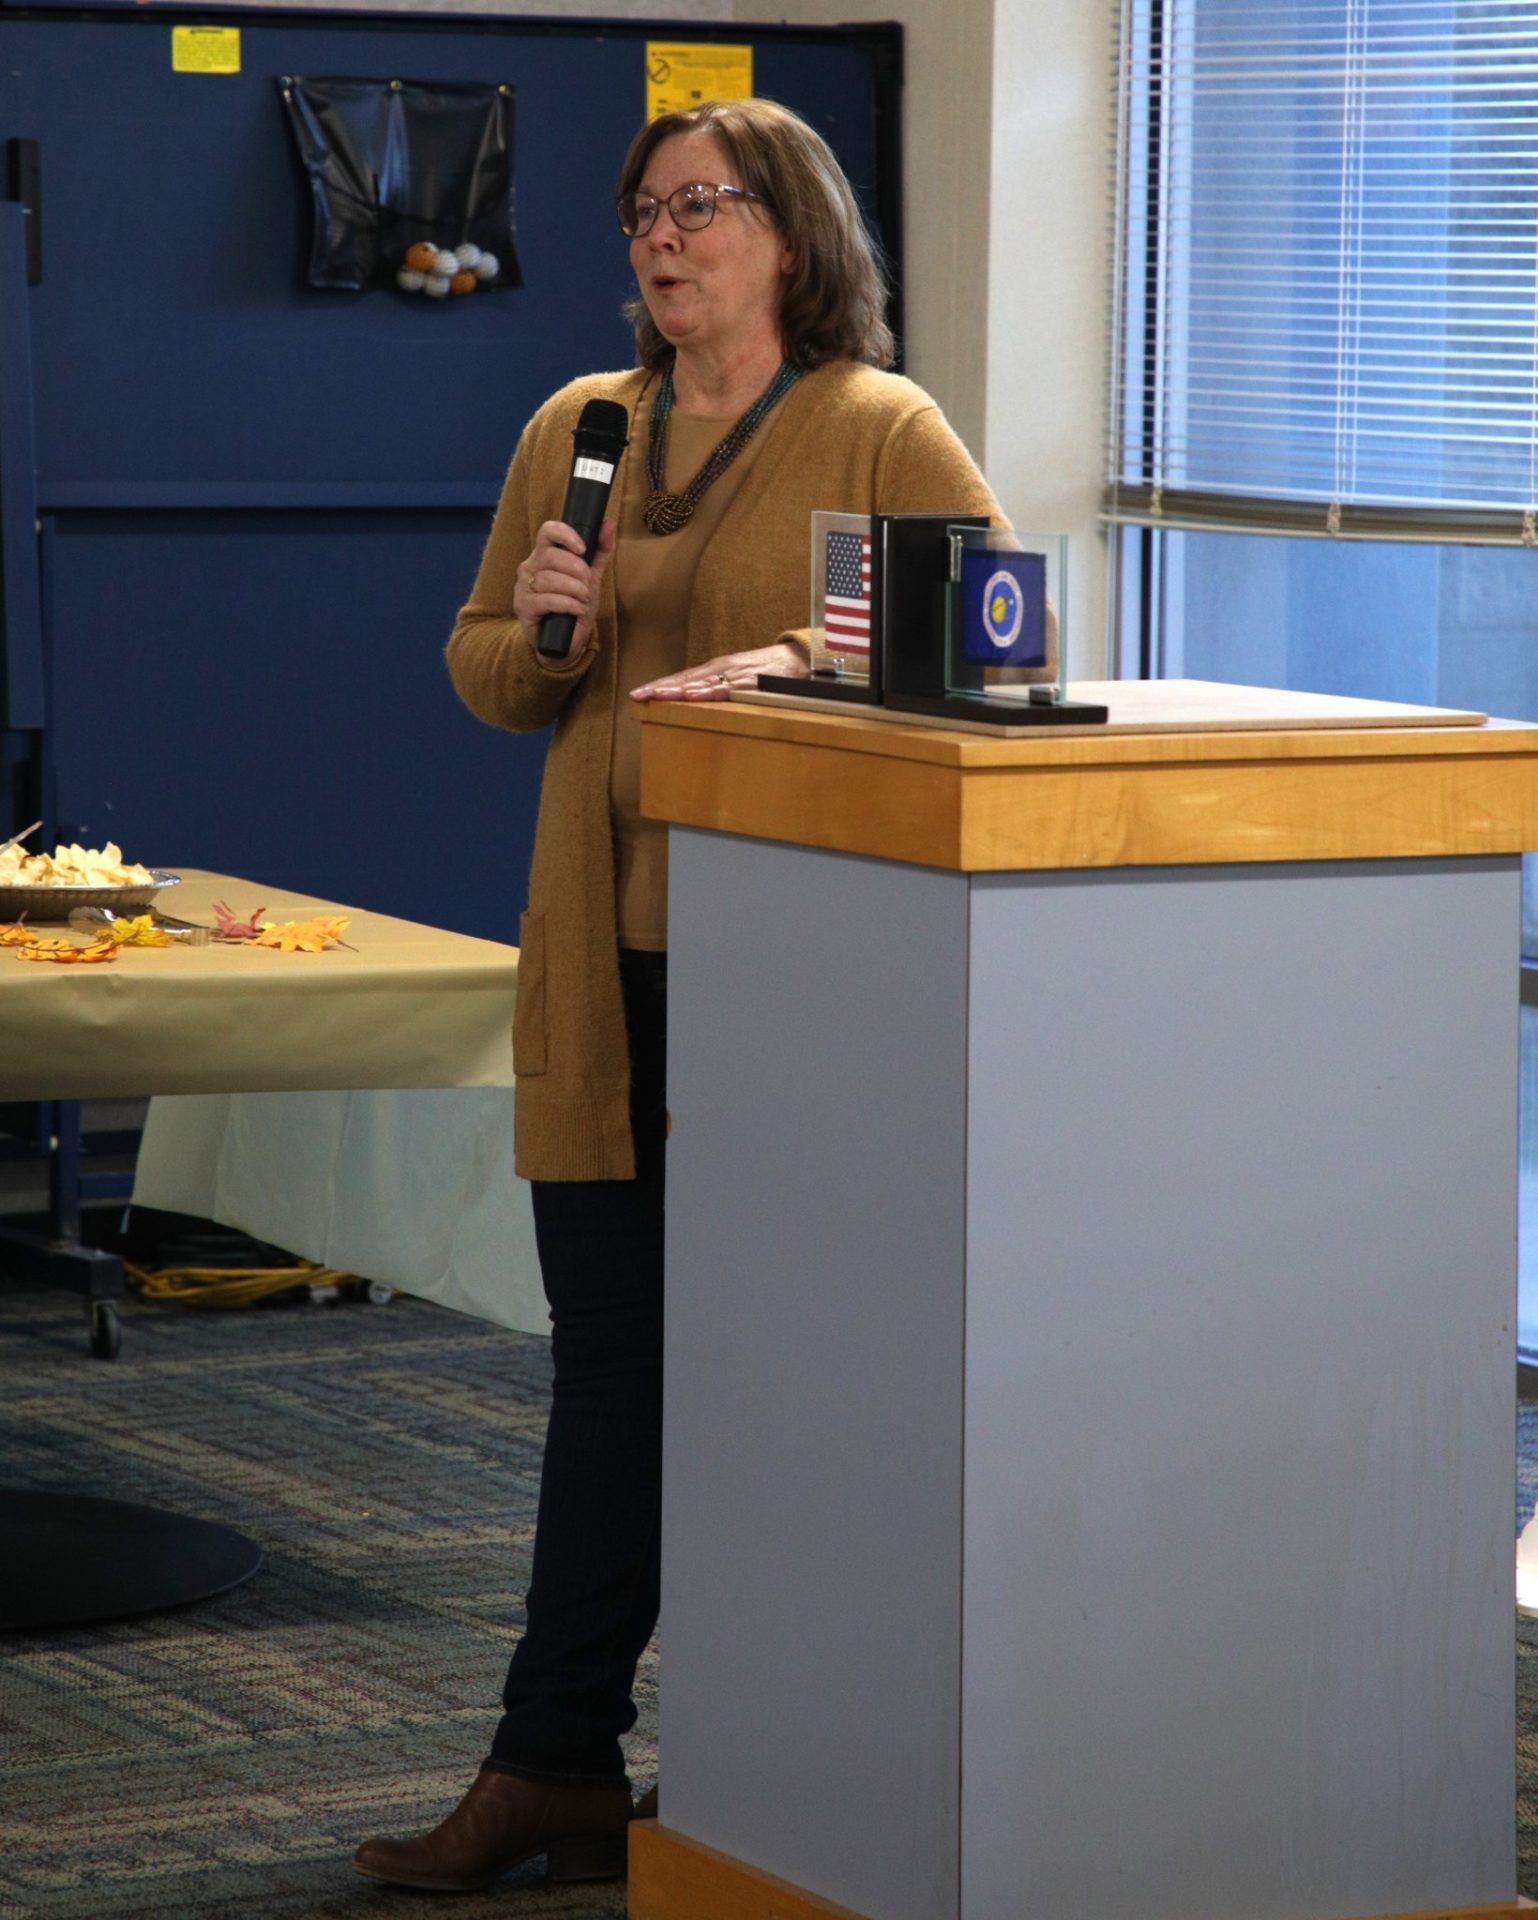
4, 1273, 1538, 1915
0, 1277, 650, 1920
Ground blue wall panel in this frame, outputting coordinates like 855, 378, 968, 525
47, 508, 543, 942
1, 14, 891, 494
0, 8, 900, 933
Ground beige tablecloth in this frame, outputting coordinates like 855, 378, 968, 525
0, 869, 517, 1100
1, 868, 542, 1330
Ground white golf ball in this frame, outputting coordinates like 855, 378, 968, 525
433, 250, 458, 277
396, 267, 426, 292
454, 243, 482, 268
475, 252, 499, 282
424, 274, 452, 298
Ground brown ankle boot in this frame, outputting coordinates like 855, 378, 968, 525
352, 1768, 633, 1891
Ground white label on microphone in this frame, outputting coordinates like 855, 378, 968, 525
574, 457, 616, 485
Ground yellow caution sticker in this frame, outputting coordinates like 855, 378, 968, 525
172, 27, 241, 74
645, 42, 752, 122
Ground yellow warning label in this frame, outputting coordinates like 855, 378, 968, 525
172, 27, 241, 74
645, 42, 752, 122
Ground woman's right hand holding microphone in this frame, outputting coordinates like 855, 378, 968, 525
515, 518, 618, 662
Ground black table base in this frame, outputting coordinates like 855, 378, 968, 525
0, 1491, 263, 1629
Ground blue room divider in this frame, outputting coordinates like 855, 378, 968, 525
0, 5, 901, 938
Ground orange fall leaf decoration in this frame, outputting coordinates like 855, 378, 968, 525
253, 914, 352, 954
15, 936, 118, 964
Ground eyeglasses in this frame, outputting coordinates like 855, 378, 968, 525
616, 181, 769, 238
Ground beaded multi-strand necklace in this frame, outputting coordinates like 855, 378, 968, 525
642, 360, 805, 535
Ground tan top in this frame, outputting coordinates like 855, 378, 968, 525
446, 360, 1001, 1181
0, 869, 518, 1102
611, 409, 768, 949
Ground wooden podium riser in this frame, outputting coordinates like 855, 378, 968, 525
642, 726, 1538, 872
629, 1822, 1535, 1920
628, 1821, 880, 1920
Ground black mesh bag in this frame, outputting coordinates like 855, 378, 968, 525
281, 75, 523, 292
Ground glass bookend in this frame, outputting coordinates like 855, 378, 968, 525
757, 510, 880, 704
811, 511, 874, 682
904, 525, 1106, 726
944, 526, 1065, 702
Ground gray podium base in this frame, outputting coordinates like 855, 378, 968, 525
663, 831, 1517, 1920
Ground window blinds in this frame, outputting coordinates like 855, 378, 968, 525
1105, 0, 1538, 543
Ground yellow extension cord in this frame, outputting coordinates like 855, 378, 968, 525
126, 1261, 357, 1307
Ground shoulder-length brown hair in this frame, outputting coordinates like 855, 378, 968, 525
616, 97, 895, 373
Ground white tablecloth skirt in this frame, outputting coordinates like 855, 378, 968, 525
133, 1089, 548, 1336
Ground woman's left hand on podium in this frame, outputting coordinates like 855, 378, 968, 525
630, 639, 808, 702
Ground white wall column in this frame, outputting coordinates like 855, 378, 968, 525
765, 0, 995, 458
985, 0, 1115, 673
763, 0, 1114, 674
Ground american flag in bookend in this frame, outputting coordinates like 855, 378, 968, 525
824, 528, 872, 653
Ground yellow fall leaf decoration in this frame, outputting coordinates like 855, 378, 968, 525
106, 913, 174, 948
253, 914, 351, 954
0, 922, 34, 946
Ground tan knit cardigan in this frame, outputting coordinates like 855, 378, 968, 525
447, 359, 1000, 1181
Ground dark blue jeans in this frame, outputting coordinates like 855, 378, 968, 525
487, 949, 666, 1785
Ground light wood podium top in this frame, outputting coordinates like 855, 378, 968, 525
639, 678, 1538, 872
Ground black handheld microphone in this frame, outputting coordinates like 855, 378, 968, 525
535, 398, 631, 659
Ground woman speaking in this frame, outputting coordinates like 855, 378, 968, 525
353, 96, 998, 1896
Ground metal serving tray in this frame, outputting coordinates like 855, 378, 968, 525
0, 871, 181, 924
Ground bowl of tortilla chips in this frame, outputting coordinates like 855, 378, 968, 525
0, 840, 180, 923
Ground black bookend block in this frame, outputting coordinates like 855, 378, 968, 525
875, 511, 989, 703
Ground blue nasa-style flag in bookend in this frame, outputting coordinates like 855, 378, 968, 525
956, 547, 1048, 668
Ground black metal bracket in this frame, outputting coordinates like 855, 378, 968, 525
5, 139, 41, 286
0, 1102, 127, 1357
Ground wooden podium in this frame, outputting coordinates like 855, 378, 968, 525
631, 683, 1538, 1920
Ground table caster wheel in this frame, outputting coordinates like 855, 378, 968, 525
88, 1300, 121, 1360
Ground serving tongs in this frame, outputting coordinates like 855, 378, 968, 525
0, 819, 42, 861
67, 904, 212, 947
